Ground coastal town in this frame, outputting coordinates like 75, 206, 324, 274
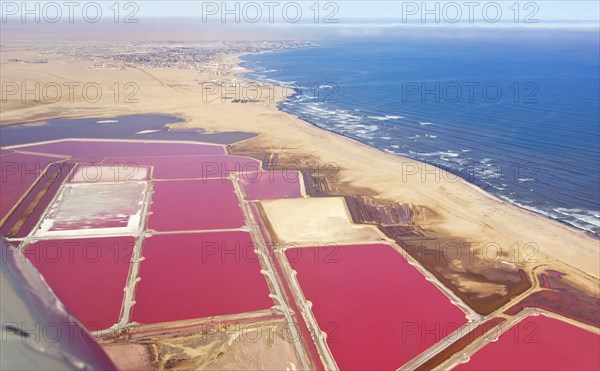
2, 40, 312, 71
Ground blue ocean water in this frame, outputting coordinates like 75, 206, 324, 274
242, 31, 600, 235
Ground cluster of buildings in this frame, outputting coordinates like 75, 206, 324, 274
92, 41, 311, 71
2, 40, 312, 72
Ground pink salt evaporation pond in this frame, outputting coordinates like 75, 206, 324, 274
286, 244, 467, 370
132, 232, 273, 324
148, 179, 245, 232
15, 140, 225, 158
25, 237, 135, 331
104, 155, 260, 180
239, 171, 303, 200
455, 315, 600, 371
35, 182, 147, 237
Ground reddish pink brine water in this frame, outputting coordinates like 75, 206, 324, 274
455, 315, 600, 370
239, 171, 303, 200
133, 231, 273, 324
286, 244, 467, 370
68, 163, 150, 183
25, 237, 135, 331
104, 155, 260, 180
148, 179, 246, 232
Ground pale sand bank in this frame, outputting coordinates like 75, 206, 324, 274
262, 197, 383, 245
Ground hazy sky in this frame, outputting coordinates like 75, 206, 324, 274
2, 1, 598, 42
138, 1, 599, 21
3, 1, 599, 23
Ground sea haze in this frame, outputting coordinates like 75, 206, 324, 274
242, 30, 600, 235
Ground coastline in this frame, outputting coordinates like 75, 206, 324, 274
268, 107, 599, 241
237, 51, 600, 239
0, 46, 598, 286
232, 52, 600, 240
280, 111, 600, 242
